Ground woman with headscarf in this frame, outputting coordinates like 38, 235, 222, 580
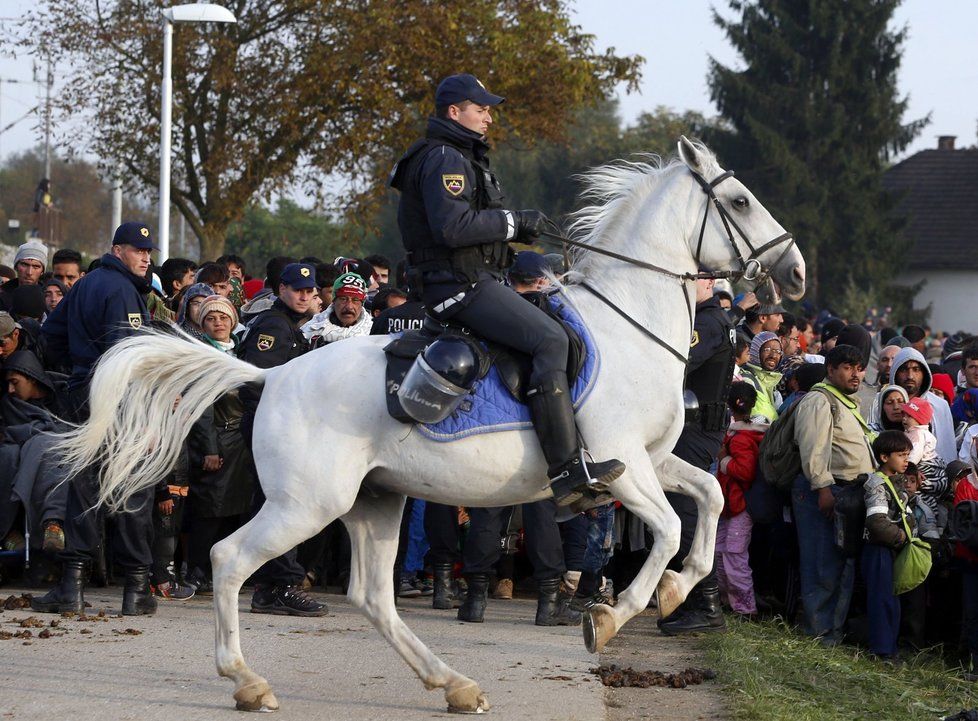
868, 384, 910, 433
176, 282, 214, 342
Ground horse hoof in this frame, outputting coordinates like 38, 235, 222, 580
655, 570, 683, 620
583, 603, 617, 654
445, 679, 490, 714
234, 681, 280, 713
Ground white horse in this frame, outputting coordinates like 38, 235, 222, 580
56, 138, 804, 714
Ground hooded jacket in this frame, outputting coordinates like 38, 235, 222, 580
716, 419, 768, 517
887, 347, 956, 464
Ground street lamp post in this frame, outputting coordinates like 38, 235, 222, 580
158, 3, 236, 262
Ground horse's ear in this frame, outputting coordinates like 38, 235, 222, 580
677, 136, 702, 171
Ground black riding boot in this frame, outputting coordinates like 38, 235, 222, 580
657, 581, 725, 636
432, 562, 461, 610
527, 372, 625, 509
457, 573, 490, 623
534, 576, 565, 626
122, 566, 158, 616
31, 560, 86, 614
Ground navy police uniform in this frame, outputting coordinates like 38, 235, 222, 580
660, 293, 736, 634
33, 222, 156, 615
237, 263, 325, 614
390, 74, 623, 510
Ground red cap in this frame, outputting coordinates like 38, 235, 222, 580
243, 278, 264, 300
901, 397, 933, 426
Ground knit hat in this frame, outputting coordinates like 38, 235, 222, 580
901, 397, 933, 426
886, 335, 911, 349
0, 311, 20, 336
820, 318, 846, 345
11, 284, 46, 320
332, 272, 367, 301
749, 331, 779, 366
196, 294, 238, 327
836, 324, 872, 368
14, 239, 48, 268
930, 373, 956, 402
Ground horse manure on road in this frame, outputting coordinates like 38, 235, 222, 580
2, 593, 33, 610
591, 664, 716, 688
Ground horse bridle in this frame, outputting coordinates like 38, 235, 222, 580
538, 167, 797, 366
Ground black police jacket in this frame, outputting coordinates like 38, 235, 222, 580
41, 253, 151, 390
238, 299, 310, 412
390, 117, 513, 299
686, 296, 737, 432
369, 300, 425, 336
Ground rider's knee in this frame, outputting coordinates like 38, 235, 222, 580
535, 320, 568, 362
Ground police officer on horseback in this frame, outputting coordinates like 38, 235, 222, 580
389, 73, 624, 505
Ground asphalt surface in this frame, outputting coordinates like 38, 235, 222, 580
1, 587, 618, 720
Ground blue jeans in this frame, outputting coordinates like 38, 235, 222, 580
582, 503, 616, 574
861, 543, 899, 656
791, 475, 854, 643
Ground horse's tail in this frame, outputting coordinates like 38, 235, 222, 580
54, 328, 268, 512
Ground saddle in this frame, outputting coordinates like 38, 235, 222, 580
383, 308, 586, 425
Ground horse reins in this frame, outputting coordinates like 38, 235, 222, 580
537, 167, 796, 367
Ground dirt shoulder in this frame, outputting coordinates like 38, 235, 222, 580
600, 610, 728, 721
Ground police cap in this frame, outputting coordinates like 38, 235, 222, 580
435, 74, 505, 107
508, 251, 549, 280
279, 262, 318, 290
112, 221, 156, 250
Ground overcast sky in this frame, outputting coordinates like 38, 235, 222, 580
0, 0, 975, 170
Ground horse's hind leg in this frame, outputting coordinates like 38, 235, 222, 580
652, 452, 725, 619
211, 497, 349, 712
342, 491, 490, 714
580, 453, 682, 653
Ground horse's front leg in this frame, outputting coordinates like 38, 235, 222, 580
580, 451, 682, 653
652, 452, 725, 618
342, 491, 490, 714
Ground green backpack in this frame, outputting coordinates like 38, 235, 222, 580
758, 387, 839, 496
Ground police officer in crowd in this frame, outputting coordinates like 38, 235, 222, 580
33, 222, 156, 616
238, 262, 327, 616
389, 73, 623, 507
456, 251, 571, 626
658, 276, 736, 635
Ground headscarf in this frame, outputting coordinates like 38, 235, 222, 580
177, 283, 214, 326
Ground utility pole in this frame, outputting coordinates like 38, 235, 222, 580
111, 162, 123, 234
43, 58, 52, 179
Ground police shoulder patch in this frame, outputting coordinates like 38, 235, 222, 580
127, 313, 142, 330
690, 330, 700, 348
256, 334, 275, 352
442, 174, 465, 196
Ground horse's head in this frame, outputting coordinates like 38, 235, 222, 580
677, 136, 806, 301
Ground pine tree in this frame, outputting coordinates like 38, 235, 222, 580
707, 0, 928, 307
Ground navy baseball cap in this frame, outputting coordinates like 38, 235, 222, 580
435, 74, 505, 107
508, 251, 549, 279
112, 221, 155, 250
279, 262, 318, 290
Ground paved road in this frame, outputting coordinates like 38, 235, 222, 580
0, 586, 725, 720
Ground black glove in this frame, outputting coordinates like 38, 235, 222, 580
515, 210, 548, 241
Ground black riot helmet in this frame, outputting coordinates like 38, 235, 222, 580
421, 336, 482, 388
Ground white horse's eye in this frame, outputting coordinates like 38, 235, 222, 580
733, 196, 749, 209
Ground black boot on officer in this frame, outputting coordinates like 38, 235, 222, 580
122, 566, 158, 616
657, 580, 725, 636
527, 371, 625, 509
457, 573, 490, 623
31, 560, 86, 614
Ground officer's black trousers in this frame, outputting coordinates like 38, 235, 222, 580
424, 502, 461, 565
61, 384, 154, 570
462, 499, 564, 580
451, 277, 568, 386
665, 425, 724, 579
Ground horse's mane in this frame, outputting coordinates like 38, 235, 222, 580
562, 142, 719, 279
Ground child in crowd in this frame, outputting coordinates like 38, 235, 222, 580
732, 333, 750, 382
899, 462, 939, 649
902, 397, 949, 519
715, 383, 766, 618
862, 430, 914, 659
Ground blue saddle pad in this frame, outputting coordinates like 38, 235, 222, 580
418, 295, 599, 442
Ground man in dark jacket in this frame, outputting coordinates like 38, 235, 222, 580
238, 262, 327, 617
659, 275, 736, 635
389, 73, 623, 509
32, 222, 156, 616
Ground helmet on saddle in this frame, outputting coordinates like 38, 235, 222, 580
397, 336, 484, 424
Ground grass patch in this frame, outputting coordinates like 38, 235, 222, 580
698, 616, 978, 721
